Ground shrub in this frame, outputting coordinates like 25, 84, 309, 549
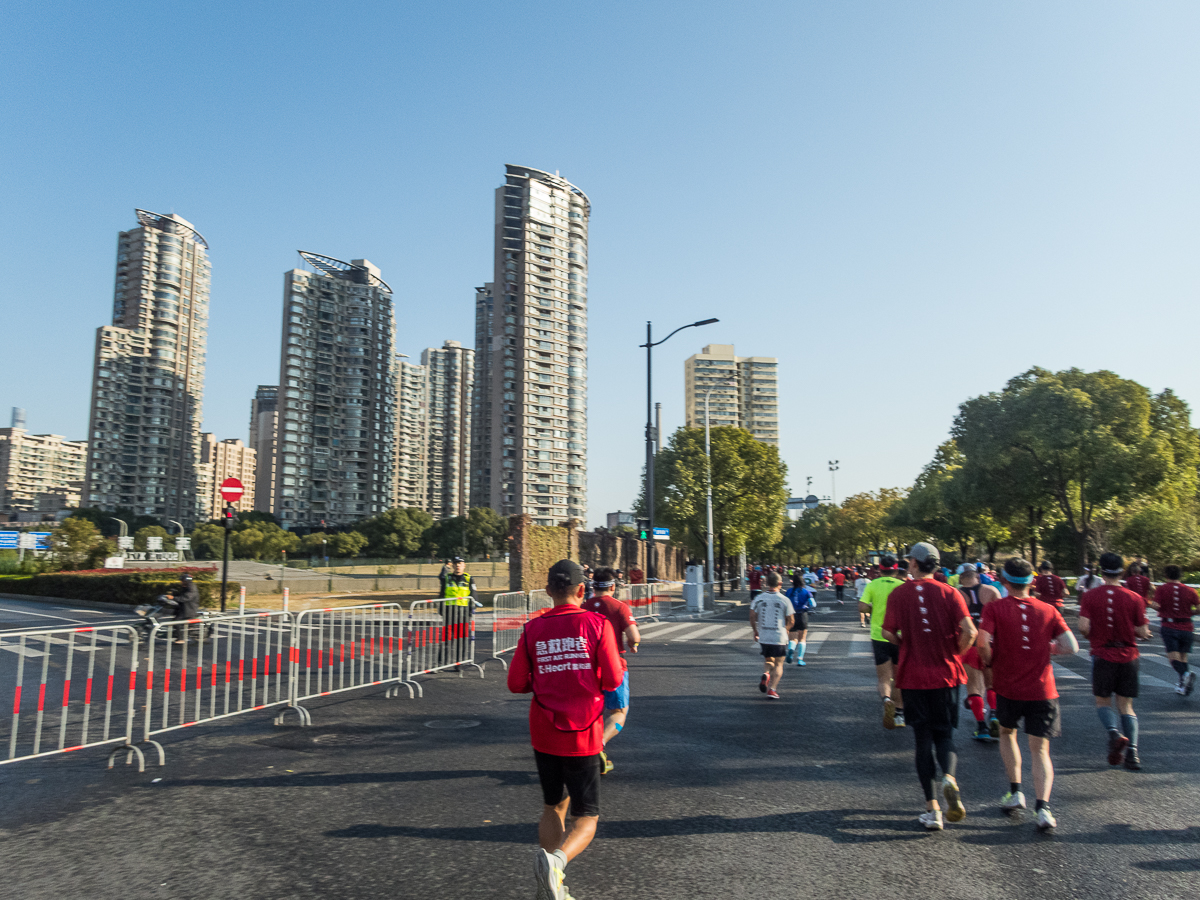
0, 566, 238, 608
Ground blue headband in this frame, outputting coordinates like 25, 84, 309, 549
1004, 573, 1034, 585
593, 580, 615, 589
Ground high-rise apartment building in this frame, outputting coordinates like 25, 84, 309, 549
422, 341, 474, 519
684, 344, 779, 444
470, 165, 589, 526
197, 434, 256, 519
0, 427, 88, 517
393, 356, 428, 510
84, 209, 210, 523
249, 385, 278, 515
273, 252, 396, 529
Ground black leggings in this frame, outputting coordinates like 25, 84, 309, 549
913, 726, 958, 801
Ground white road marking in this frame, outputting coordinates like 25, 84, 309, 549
644, 622, 701, 640
848, 634, 874, 657
673, 623, 729, 642
707, 626, 752, 645
1053, 662, 1084, 680
0, 644, 46, 658
803, 632, 831, 656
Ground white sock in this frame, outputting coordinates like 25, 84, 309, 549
553, 849, 568, 868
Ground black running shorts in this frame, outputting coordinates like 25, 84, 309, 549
534, 750, 601, 817
789, 613, 809, 632
995, 694, 1061, 738
901, 686, 961, 731
1092, 658, 1139, 699
760, 642, 788, 659
872, 639, 899, 667
1161, 627, 1195, 655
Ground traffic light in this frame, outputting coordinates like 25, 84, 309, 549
637, 518, 650, 540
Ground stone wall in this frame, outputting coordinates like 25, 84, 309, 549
508, 515, 687, 591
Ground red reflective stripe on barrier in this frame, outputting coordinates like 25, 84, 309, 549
291, 648, 299, 664
85, 677, 93, 705
340, 644, 345, 663
62, 680, 71, 707
252, 658, 258, 681
195, 667, 202, 690
164, 669, 171, 695
37, 683, 46, 712
12, 685, 21, 714
277, 652, 283, 672
305, 648, 311, 668
125, 672, 132, 694
239, 659, 244, 682
63, 745, 84, 752
225, 660, 232, 684
146, 671, 154, 692
264, 655, 270, 678
211, 665, 217, 687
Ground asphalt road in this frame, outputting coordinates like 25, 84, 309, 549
1, 593, 1198, 900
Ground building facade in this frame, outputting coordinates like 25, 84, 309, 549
273, 252, 396, 529
0, 427, 88, 518
249, 385, 278, 515
470, 165, 589, 526
684, 344, 779, 444
422, 341, 474, 519
393, 357, 428, 509
198, 434, 256, 519
83, 209, 210, 524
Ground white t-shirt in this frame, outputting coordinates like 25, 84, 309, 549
802, 572, 818, 586
751, 591, 792, 646
853, 577, 869, 598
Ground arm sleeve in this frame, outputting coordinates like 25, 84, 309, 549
597, 621, 624, 693
506, 633, 533, 694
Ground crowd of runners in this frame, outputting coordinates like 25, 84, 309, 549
505, 547, 1198, 900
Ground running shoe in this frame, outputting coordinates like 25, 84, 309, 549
1124, 748, 1142, 771
759, 674, 768, 693
785, 648, 794, 664
972, 723, 992, 742
1000, 790, 1026, 813
1036, 806, 1058, 832
599, 751, 613, 776
766, 688, 780, 700
1106, 731, 1130, 766
797, 657, 806, 667
893, 709, 906, 728
883, 697, 898, 730
534, 849, 566, 900
942, 775, 966, 822
1185, 672, 1196, 696
1176, 682, 1187, 696
988, 714, 1001, 739
918, 809, 944, 831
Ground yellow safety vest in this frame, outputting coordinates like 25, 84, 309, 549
442, 573, 472, 605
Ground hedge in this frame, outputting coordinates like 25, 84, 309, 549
0, 567, 239, 609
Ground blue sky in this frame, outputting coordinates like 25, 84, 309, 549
3, 2, 1199, 527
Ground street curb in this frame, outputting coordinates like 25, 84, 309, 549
0, 593, 135, 613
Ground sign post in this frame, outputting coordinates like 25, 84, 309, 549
219, 478, 244, 612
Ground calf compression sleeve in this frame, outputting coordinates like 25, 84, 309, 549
1121, 714, 1138, 749
967, 694, 986, 723
1097, 705, 1121, 732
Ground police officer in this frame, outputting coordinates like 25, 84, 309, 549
169, 573, 201, 644
439, 557, 473, 666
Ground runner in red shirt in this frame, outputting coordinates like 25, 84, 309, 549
748, 567, 763, 599
977, 557, 1078, 832
508, 560, 624, 900
1078, 552, 1152, 771
1123, 563, 1152, 603
1148, 564, 1200, 696
583, 567, 641, 774
833, 569, 847, 604
1032, 561, 1068, 611
882, 542, 976, 831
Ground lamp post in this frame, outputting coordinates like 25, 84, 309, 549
641, 317, 718, 580
704, 378, 737, 600
829, 460, 840, 506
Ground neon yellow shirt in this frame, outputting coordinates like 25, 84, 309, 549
860, 576, 904, 642
948, 574, 960, 587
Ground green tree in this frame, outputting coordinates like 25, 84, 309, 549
327, 531, 367, 558
299, 532, 331, 558
644, 426, 788, 557
189, 524, 226, 561
230, 522, 299, 560
952, 368, 1199, 571
464, 507, 508, 558
353, 507, 434, 557
134, 525, 174, 551
421, 517, 467, 558
1115, 502, 1200, 570
51, 518, 104, 570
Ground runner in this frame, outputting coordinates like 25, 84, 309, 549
958, 566, 1002, 742
748, 566, 763, 600
859, 557, 907, 729
1124, 563, 1153, 603
881, 542, 976, 831
749, 572, 793, 699
507, 559, 624, 900
1076, 566, 1104, 594
833, 568, 847, 604
785, 577, 816, 666
977, 557, 1078, 832
1032, 561, 1068, 611
854, 570, 871, 628
583, 567, 641, 775
1149, 564, 1199, 696
1078, 552, 1152, 771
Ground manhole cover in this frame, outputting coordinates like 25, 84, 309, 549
424, 719, 481, 729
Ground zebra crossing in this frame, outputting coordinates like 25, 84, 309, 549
636, 618, 1190, 690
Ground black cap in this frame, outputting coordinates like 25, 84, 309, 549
879, 555, 897, 570
1099, 552, 1125, 575
451, 556, 465, 563
547, 559, 586, 590
180, 574, 193, 582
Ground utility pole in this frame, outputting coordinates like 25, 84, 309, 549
828, 460, 840, 506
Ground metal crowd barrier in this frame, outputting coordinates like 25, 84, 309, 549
650, 581, 685, 617
2, 625, 147, 770
141, 612, 299, 763
289, 603, 410, 714
623, 584, 658, 620
528, 589, 553, 619
488, 591, 528, 669
405, 600, 484, 692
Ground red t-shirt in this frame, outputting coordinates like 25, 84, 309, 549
1154, 582, 1200, 633
584, 593, 637, 671
882, 579, 971, 690
1079, 585, 1148, 663
1033, 574, 1066, 608
507, 605, 623, 756
628, 568, 645, 585
833, 573, 845, 586
749, 571, 762, 589
1124, 574, 1152, 598
980, 597, 1069, 701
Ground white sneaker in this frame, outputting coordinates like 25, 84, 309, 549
534, 849, 566, 900
941, 775, 966, 822
1000, 790, 1026, 812
919, 809, 944, 831
1036, 806, 1058, 832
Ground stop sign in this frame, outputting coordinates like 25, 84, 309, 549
220, 477, 244, 504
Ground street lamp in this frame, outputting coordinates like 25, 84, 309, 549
108, 517, 128, 538
640, 317, 719, 580
829, 460, 840, 506
704, 378, 737, 602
